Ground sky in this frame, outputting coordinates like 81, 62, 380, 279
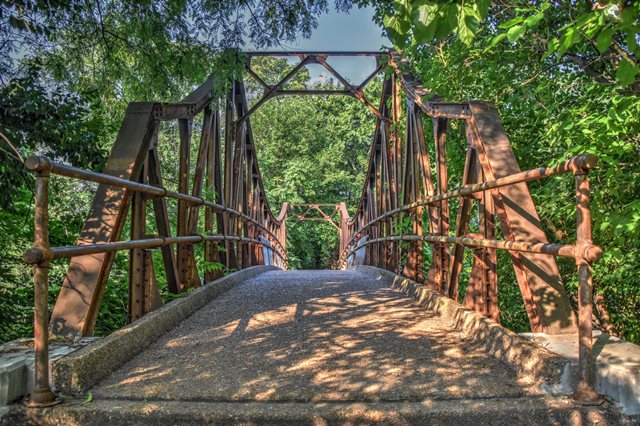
247, 6, 390, 86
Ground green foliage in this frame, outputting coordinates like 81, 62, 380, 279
0, 64, 108, 208
202, 260, 225, 274
381, 1, 640, 90
248, 57, 378, 269
382, 0, 490, 47
376, 0, 640, 342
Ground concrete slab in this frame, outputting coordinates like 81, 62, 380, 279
87, 270, 531, 403
521, 331, 640, 415
0, 357, 25, 405
29, 269, 622, 424
52, 265, 280, 395
352, 265, 573, 392
0, 338, 96, 418
36, 395, 621, 425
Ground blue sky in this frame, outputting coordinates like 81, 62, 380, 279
248, 6, 389, 85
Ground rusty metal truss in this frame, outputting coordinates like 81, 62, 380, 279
23, 50, 603, 407
288, 203, 345, 229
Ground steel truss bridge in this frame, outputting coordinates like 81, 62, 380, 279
21, 51, 606, 412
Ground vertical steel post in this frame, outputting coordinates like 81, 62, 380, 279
433, 118, 450, 294
128, 178, 146, 322
177, 118, 192, 290
27, 167, 59, 407
573, 171, 601, 404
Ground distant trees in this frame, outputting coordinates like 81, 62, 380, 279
248, 57, 379, 269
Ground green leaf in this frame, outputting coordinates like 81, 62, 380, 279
616, 59, 640, 85
392, 0, 411, 17
626, 30, 639, 56
83, 392, 93, 405
383, 15, 410, 47
557, 27, 578, 56
499, 16, 524, 30
573, 12, 595, 28
485, 33, 507, 51
476, 0, 491, 18
542, 38, 559, 60
524, 12, 544, 28
506, 24, 527, 42
621, 6, 635, 27
596, 26, 614, 54
411, 2, 439, 44
434, 3, 458, 41
457, 5, 480, 46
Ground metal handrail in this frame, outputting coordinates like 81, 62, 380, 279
24, 156, 288, 262
339, 151, 602, 404
339, 153, 598, 265
22, 155, 287, 407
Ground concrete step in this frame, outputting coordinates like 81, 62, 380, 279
25, 395, 623, 425
0, 338, 97, 416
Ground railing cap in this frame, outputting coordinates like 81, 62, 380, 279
573, 154, 598, 173
25, 156, 52, 173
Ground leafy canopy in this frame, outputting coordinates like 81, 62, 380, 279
379, 1, 639, 90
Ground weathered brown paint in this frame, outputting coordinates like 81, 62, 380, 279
468, 102, 577, 334
27, 168, 58, 407
50, 103, 157, 339
177, 117, 195, 290
446, 148, 477, 297
147, 145, 180, 293
574, 172, 599, 402
128, 158, 148, 322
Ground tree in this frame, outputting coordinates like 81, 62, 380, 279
247, 57, 380, 268
371, 0, 640, 342
377, 1, 639, 91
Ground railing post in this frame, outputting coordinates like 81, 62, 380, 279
573, 168, 601, 405
26, 161, 59, 407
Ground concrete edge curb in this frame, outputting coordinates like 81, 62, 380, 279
350, 265, 572, 393
40, 396, 618, 425
52, 265, 280, 395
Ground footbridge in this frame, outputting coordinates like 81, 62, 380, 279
7, 51, 639, 423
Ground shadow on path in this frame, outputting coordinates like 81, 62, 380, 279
92, 270, 530, 402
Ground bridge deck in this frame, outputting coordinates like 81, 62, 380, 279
94, 270, 527, 402
26, 269, 624, 424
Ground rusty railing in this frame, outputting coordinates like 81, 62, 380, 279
333, 51, 603, 403
338, 154, 601, 402
22, 156, 287, 407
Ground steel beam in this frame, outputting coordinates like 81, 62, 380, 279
49, 103, 157, 339
468, 101, 577, 334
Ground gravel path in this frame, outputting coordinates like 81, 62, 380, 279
92, 270, 531, 402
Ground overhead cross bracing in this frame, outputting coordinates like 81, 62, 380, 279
240, 51, 386, 122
